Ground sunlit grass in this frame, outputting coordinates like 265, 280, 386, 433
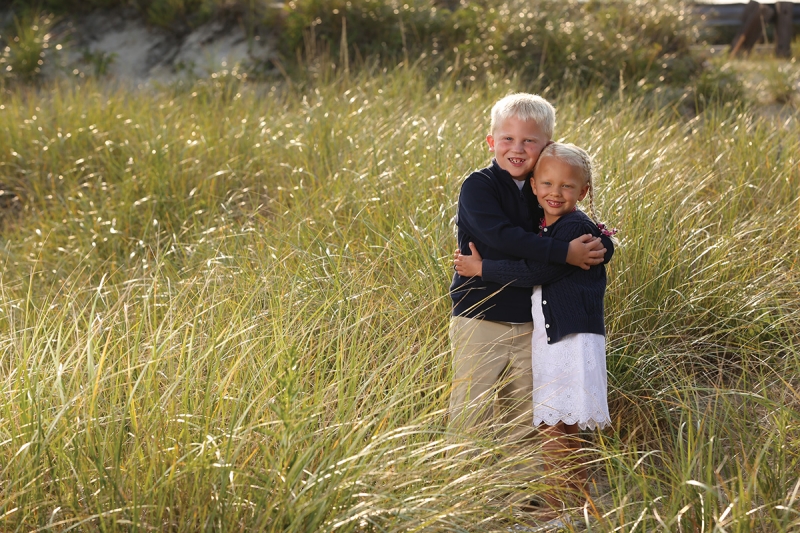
1, 67, 799, 531
701, 43, 800, 108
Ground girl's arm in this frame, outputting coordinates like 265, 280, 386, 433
600, 234, 615, 264
454, 243, 578, 287
456, 216, 603, 287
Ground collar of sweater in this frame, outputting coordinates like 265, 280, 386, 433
544, 209, 585, 231
490, 159, 519, 185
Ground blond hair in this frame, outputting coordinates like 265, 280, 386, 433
489, 93, 556, 139
534, 142, 599, 223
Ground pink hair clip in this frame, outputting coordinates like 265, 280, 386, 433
597, 223, 618, 237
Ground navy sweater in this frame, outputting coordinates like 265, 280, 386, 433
481, 210, 607, 344
449, 160, 570, 322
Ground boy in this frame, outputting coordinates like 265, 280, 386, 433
448, 94, 612, 468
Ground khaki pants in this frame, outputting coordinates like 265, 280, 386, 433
448, 316, 535, 444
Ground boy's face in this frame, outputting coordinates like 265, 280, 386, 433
486, 116, 549, 179
531, 156, 589, 224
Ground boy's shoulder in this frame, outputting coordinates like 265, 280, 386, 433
465, 161, 497, 180
461, 161, 501, 189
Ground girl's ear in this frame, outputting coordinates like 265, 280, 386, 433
578, 184, 589, 201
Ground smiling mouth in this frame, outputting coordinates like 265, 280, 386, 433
545, 200, 564, 208
508, 157, 525, 165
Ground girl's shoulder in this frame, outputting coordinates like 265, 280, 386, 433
551, 210, 599, 236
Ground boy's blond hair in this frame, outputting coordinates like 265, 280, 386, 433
535, 142, 599, 222
489, 93, 556, 139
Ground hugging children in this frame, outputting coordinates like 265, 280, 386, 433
448, 93, 615, 524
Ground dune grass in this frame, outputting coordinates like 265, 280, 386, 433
0, 67, 799, 531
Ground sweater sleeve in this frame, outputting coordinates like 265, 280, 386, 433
481, 215, 599, 287
601, 234, 615, 264
555, 216, 614, 264
482, 258, 577, 287
458, 176, 569, 264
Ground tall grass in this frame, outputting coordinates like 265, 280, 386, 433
0, 12, 54, 82
281, 0, 705, 90
3, 0, 707, 92
1, 67, 799, 531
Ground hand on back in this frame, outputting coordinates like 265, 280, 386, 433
566, 234, 605, 270
453, 243, 483, 277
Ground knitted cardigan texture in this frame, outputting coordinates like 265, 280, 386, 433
480, 210, 607, 344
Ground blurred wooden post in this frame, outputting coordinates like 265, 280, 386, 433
730, 0, 776, 56
775, 2, 793, 58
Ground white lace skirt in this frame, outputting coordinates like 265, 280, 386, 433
531, 287, 611, 430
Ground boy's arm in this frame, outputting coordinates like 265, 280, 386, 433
481, 256, 577, 287
485, 233, 612, 285
458, 176, 569, 264
469, 218, 603, 287
454, 243, 573, 286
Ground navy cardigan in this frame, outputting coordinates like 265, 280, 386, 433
480, 210, 607, 344
449, 160, 571, 322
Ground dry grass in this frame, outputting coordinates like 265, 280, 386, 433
0, 66, 799, 531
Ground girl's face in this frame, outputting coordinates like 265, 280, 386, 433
531, 156, 589, 225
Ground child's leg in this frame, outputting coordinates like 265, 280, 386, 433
494, 323, 541, 509
563, 423, 589, 504
538, 422, 571, 514
448, 317, 511, 435
539, 422, 590, 511
495, 321, 535, 443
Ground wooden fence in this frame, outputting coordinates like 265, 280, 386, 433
694, 1, 800, 26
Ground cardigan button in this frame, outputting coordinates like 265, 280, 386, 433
542, 300, 547, 305
547, 337, 551, 342
543, 228, 548, 232
545, 324, 550, 328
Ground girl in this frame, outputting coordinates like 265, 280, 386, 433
454, 142, 614, 512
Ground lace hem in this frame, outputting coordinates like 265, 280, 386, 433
534, 411, 611, 431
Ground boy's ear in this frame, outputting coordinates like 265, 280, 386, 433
486, 134, 495, 152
